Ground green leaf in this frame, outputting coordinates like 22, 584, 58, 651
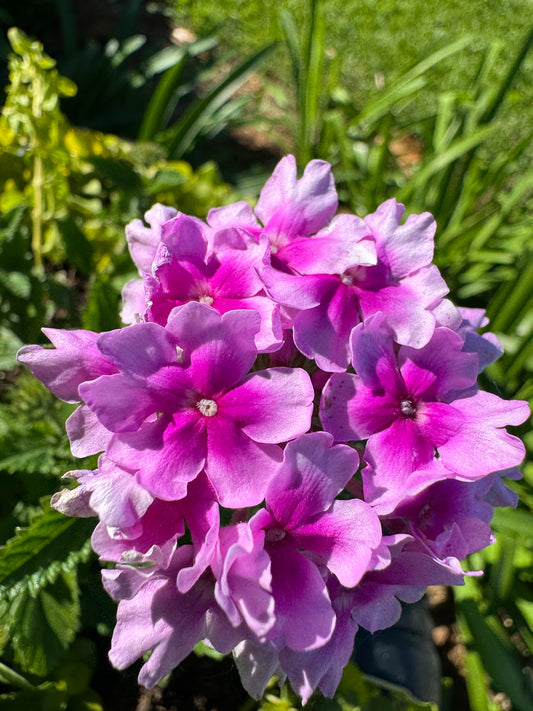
86, 156, 142, 191
0, 504, 93, 598
0, 327, 23, 371
193, 641, 225, 661
0, 271, 31, 299
398, 124, 497, 201
164, 43, 276, 159
145, 167, 188, 196
138, 52, 188, 140
457, 598, 533, 711
0, 684, 68, 711
4, 568, 81, 676
0, 662, 35, 690
491, 508, 533, 539
353, 37, 472, 127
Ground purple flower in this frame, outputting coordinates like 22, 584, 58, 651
208, 155, 338, 254
259, 199, 447, 371
80, 302, 314, 507
383, 474, 517, 562
105, 546, 238, 689
125, 203, 178, 275
247, 432, 383, 651
16, 328, 118, 404
15, 158, 531, 706
320, 314, 529, 511
350, 534, 466, 634
134, 213, 283, 352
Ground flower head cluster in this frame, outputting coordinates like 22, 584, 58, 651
18, 155, 529, 704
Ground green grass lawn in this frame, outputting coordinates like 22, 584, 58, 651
173, 0, 533, 150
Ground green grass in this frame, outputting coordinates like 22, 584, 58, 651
172, 0, 533, 149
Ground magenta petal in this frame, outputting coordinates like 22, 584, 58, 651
438, 391, 530, 478
166, 303, 260, 394
205, 416, 282, 507
293, 281, 361, 372
280, 584, 358, 703
293, 499, 382, 587
399, 327, 478, 401
118, 414, 207, 500
365, 201, 436, 277
322, 374, 398, 441
259, 266, 325, 310
147, 257, 208, 319
233, 641, 284, 700
320, 373, 398, 442
120, 278, 146, 324
207, 201, 260, 231
96, 322, 180, 377
66, 405, 113, 457
256, 155, 337, 239
17, 328, 117, 403
215, 524, 274, 636
108, 577, 171, 669
116, 575, 209, 689
125, 203, 177, 274
349, 314, 398, 390
80, 461, 154, 529
221, 367, 313, 444
80, 374, 168, 432
268, 542, 335, 651
211, 295, 282, 353
51, 485, 95, 518
266, 432, 358, 527
416, 401, 465, 447
210, 245, 264, 297
177, 474, 220, 592
364, 458, 453, 514
357, 265, 448, 349
79, 366, 195, 434
366, 417, 436, 480
160, 212, 208, 262
277, 214, 375, 275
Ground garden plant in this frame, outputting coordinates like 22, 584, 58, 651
1, 2, 533, 711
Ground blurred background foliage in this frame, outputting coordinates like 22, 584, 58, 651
0, 1, 532, 709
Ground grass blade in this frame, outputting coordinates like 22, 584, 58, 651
165, 43, 276, 159
138, 51, 188, 140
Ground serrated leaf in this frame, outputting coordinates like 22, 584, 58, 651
0, 504, 93, 598
0, 440, 73, 476
6, 568, 80, 676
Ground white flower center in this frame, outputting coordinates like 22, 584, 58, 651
400, 399, 416, 417
340, 273, 354, 286
198, 295, 214, 305
196, 398, 218, 417
265, 527, 286, 543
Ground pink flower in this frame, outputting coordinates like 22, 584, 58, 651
247, 432, 384, 651
320, 314, 529, 511
80, 302, 314, 506
259, 199, 446, 371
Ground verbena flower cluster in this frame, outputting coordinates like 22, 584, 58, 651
18, 156, 529, 703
